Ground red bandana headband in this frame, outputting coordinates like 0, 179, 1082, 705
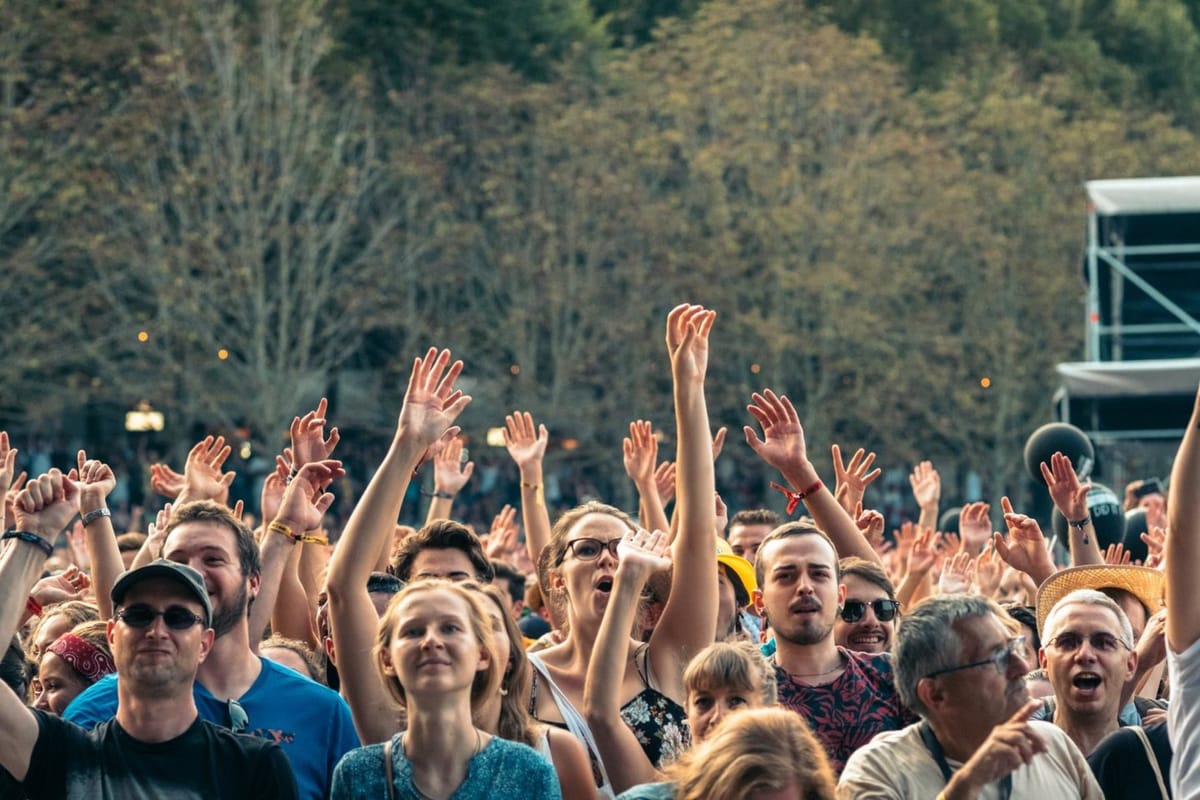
47, 634, 116, 684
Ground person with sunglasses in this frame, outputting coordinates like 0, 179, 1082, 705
833, 557, 900, 656
838, 594, 1102, 799
0, 469, 298, 799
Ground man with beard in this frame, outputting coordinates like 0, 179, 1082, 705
0, 470, 296, 798
66, 493, 359, 800
833, 557, 899, 655
838, 594, 1103, 799
752, 523, 917, 774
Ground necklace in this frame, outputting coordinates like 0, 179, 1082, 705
771, 652, 844, 678
406, 728, 483, 800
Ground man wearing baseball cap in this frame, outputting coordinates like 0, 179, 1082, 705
0, 469, 297, 799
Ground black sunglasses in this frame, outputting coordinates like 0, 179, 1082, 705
227, 699, 249, 734
565, 538, 621, 561
116, 604, 206, 631
840, 599, 901, 623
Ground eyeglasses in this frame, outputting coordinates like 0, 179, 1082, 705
564, 538, 621, 561
1045, 631, 1130, 654
841, 599, 901, 623
925, 636, 1027, 679
116, 604, 206, 630
227, 699, 249, 734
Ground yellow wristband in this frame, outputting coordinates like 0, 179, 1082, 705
267, 520, 297, 542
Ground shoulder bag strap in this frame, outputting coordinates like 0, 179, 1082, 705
1130, 726, 1170, 800
383, 736, 396, 800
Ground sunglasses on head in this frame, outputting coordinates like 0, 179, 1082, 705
116, 604, 206, 630
227, 699, 249, 734
840, 599, 901, 623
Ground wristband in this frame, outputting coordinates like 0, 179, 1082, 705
3, 530, 54, 558
267, 520, 298, 542
1068, 516, 1091, 529
769, 480, 823, 515
521, 481, 545, 506
422, 490, 454, 500
26, 595, 43, 618
81, 507, 112, 526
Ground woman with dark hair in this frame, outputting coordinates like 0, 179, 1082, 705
30, 620, 115, 715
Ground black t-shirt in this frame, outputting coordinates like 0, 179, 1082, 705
22, 710, 298, 800
1087, 722, 1173, 800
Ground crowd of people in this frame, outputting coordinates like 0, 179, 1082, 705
0, 303, 1197, 799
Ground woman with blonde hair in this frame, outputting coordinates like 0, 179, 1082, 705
618, 707, 837, 800
330, 580, 560, 798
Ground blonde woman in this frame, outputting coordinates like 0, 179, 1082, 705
330, 580, 560, 799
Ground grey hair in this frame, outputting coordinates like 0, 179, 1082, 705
1042, 589, 1134, 649
894, 594, 1001, 717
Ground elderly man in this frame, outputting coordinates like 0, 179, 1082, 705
834, 557, 900, 655
838, 594, 1102, 799
0, 470, 297, 798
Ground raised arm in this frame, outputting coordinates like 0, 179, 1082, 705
173, 435, 236, 507
326, 348, 470, 743
1041, 451, 1103, 567
832, 444, 881, 516
424, 435, 473, 525
584, 530, 671, 793
74, 450, 123, 619
623, 420, 670, 536
993, 496, 1057, 587
651, 304, 718, 674
744, 389, 880, 564
1167, 384, 1200, 651
501, 410, 553, 565
0, 470, 79, 780
908, 461, 940, 532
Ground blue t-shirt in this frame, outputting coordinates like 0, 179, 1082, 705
331, 734, 561, 799
65, 656, 359, 800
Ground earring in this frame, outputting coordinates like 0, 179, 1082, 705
499, 687, 509, 697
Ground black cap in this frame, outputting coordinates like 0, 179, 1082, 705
111, 559, 212, 625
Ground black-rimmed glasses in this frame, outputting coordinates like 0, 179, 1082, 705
227, 699, 249, 734
925, 636, 1026, 679
841, 599, 901, 623
565, 538, 621, 561
1044, 631, 1129, 654
116, 604, 206, 630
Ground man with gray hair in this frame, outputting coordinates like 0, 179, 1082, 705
838, 594, 1102, 799
1037, 588, 1138, 755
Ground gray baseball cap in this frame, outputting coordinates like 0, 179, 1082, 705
111, 559, 212, 625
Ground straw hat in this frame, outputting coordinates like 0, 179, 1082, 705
1035, 564, 1164, 635
715, 538, 757, 598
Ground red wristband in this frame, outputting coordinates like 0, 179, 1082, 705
26, 595, 43, 618
770, 480, 823, 515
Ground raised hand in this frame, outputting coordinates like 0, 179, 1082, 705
854, 503, 885, 551
149, 462, 185, 500
179, 435, 236, 506
958, 501, 992, 554
1103, 542, 1133, 566
666, 303, 716, 384
939, 550, 975, 594
952, 701, 1047, 794
396, 348, 472, 450
714, 492, 729, 537
274, 460, 344, 533
711, 427, 727, 462
654, 461, 676, 506
432, 435, 474, 496
974, 543, 1003, 598
623, 420, 658, 488
0, 431, 17, 498
503, 411, 548, 471
909, 461, 941, 511
75, 450, 117, 507
482, 505, 520, 560
31, 566, 91, 608
906, 526, 937, 576
833, 444, 882, 515
1143, 525, 1167, 569
260, 456, 290, 526
1040, 451, 1090, 521
4, 467, 28, 531
64, 521, 90, 570
993, 496, 1056, 585
289, 397, 340, 468
14, 469, 81, 539
744, 389, 809, 475
615, 528, 672, 580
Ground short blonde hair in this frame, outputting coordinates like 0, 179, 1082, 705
373, 580, 499, 711
667, 707, 836, 800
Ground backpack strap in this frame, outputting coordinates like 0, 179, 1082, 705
1129, 726, 1169, 800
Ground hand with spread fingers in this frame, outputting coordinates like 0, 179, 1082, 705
993, 496, 1056, 586
176, 435, 236, 506
833, 444, 882, 515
